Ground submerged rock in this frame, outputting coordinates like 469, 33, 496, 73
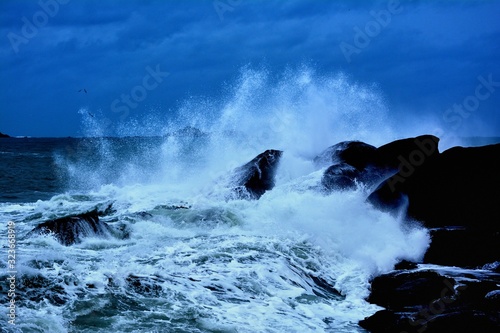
230, 149, 283, 199
0, 273, 68, 306
28, 209, 114, 246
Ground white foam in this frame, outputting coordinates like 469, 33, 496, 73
1, 66, 433, 332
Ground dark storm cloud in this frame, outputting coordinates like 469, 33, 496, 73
1, 0, 499, 137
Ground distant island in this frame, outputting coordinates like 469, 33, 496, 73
0, 132, 11, 138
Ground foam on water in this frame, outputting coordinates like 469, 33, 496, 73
1, 67, 431, 332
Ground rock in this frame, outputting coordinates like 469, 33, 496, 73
317, 135, 440, 193
0, 132, 10, 138
321, 163, 360, 191
361, 309, 500, 333
358, 138, 500, 333
230, 149, 283, 199
358, 310, 406, 333
372, 134, 440, 170
361, 268, 500, 333
423, 228, 500, 268
367, 270, 456, 309
314, 141, 376, 169
368, 143, 500, 230
394, 260, 418, 270
28, 210, 114, 245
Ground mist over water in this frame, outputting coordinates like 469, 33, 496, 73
63, 67, 400, 191
56, 66, 430, 277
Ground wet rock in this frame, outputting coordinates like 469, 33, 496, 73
360, 268, 500, 333
367, 270, 456, 309
368, 143, 500, 230
318, 135, 440, 193
28, 209, 113, 246
394, 260, 418, 270
231, 149, 283, 199
314, 141, 376, 169
372, 135, 440, 171
321, 163, 360, 191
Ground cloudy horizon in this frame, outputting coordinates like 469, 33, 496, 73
1, 0, 499, 138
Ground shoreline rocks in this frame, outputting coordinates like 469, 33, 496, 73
316, 135, 500, 333
359, 266, 500, 333
318, 135, 440, 193
367, 143, 500, 230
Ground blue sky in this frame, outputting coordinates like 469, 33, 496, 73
1, 0, 499, 137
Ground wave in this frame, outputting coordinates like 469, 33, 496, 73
2, 66, 431, 332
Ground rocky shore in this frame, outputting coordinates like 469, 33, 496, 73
314, 134, 500, 332
27, 134, 500, 331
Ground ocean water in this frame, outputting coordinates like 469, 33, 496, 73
0, 69, 461, 332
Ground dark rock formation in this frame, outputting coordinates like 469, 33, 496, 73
230, 149, 283, 199
0, 132, 11, 138
423, 228, 500, 268
28, 209, 114, 246
360, 268, 500, 333
314, 141, 376, 169
351, 137, 500, 333
372, 135, 440, 170
317, 135, 440, 193
321, 163, 360, 191
368, 143, 500, 230
367, 270, 456, 309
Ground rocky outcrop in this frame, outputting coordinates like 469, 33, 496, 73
367, 143, 500, 230
318, 135, 440, 193
28, 209, 114, 246
422, 228, 500, 268
321, 163, 361, 191
0, 132, 11, 138
372, 135, 440, 170
230, 149, 283, 199
314, 141, 377, 169
315, 136, 500, 332
359, 267, 500, 333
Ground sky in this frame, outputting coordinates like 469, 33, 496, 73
1, 0, 499, 137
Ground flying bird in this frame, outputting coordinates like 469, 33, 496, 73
78, 89, 87, 93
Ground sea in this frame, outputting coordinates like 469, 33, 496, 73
1, 70, 498, 332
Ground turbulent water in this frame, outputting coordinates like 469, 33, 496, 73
1, 69, 448, 332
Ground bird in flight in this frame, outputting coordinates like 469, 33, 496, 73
78, 89, 87, 93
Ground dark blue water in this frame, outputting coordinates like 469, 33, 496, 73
0, 138, 70, 202
0, 137, 169, 203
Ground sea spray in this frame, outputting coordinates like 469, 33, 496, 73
3, 66, 433, 332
